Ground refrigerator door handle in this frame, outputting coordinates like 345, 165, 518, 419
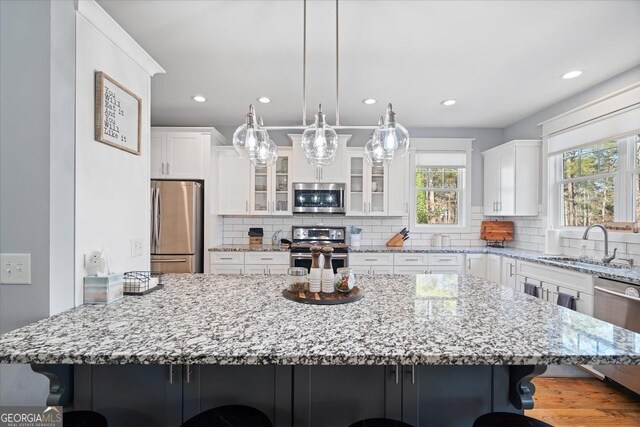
156, 186, 161, 249
151, 185, 156, 252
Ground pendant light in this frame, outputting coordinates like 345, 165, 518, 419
231, 0, 409, 166
233, 104, 272, 164
364, 116, 386, 166
372, 103, 409, 161
254, 117, 278, 166
301, 104, 338, 166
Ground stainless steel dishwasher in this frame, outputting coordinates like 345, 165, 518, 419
593, 276, 640, 394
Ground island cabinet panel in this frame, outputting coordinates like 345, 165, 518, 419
402, 365, 493, 427
80, 365, 182, 427
183, 365, 292, 427
293, 365, 402, 427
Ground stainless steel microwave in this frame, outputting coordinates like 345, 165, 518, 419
293, 183, 345, 214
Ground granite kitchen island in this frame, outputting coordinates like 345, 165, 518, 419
1, 273, 639, 427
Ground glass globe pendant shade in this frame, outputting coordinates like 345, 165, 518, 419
301, 104, 338, 167
233, 104, 270, 160
373, 103, 410, 161
253, 140, 278, 166
364, 116, 386, 166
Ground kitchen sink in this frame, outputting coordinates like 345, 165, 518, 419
537, 256, 630, 269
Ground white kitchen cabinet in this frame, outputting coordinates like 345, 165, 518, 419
350, 252, 394, 275
427, 254, 463, 267
429, 265, 465, 275
501, 257, 517, 290
210, 251, 245, 274
217, 149, 251, 215
245, 251, 289, 274
251, 149, 292, 215
486, 254, 502, 284
346, 150, 388, 216
150, 129, 209, 179
465, 254, 487, 278
387, 155, 410, 216
515, 260, 594, 316
289, 134, 350, 183
482, 140, 540, 216
394, 266, 429, 275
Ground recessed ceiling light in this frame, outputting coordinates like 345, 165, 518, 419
192, 95, 206, 102
561, 70, 583, 79
440, 99, 456, 106
257, 97, 271, 104
362, 98, 377, 105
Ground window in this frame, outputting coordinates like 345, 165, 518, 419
415, 167, 460, 225
634, 136, 640, 223
554, 133, 639, 227
410, 146, 471, 232
561, 141, 617, 226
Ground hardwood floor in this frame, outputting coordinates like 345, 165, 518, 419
526, 378, 640, 426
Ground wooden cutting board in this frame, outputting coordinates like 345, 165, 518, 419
480, 220, 514, 241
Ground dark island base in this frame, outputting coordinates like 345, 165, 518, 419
32, 364, 546, 427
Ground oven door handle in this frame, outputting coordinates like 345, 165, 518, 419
594, 286, 640, 302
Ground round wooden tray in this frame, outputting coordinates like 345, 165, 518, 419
282, 286, 364, 305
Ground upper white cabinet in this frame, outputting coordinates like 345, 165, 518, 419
482, 140, 541, 216
251, 149, 292, 215
217, 148, 251, 215
289, 134, 350, 183
346, 150, 388, 216
387, 155, 410, 216
150, 129, 209, 179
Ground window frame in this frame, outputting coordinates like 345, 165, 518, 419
549, 132, 639, 229
410, 148, 472, 233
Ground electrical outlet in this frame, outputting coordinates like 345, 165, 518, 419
0, 253, 32, 284
131, 238, 144, 257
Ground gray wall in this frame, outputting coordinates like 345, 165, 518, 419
0, 0, 76, 405
504, 65, 640, 141
215, 126, 504, 206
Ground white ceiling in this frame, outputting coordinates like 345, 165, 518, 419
98, 0, 640, 129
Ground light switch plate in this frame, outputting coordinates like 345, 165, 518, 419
0, 253, 32, 284
131, 238, 144, 257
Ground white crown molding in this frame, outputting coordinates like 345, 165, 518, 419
75, 0, 165, 76
540, 82, 640, 137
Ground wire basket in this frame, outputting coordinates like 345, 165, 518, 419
123, 271, 164, 295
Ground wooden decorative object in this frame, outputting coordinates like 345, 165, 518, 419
282, 286, 364, 305
480, 220, 514, 242
249, 237, 263, 246
386, 233, 404, 247
95, 71, 142, 155
602, 222, 638, 233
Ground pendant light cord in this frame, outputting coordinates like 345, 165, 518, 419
302, 0, 307, 126
335, 0, 340, 126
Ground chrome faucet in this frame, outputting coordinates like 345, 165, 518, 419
582, 224, 617, 264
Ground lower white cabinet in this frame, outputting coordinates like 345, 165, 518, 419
350, 253, 394, 275
486, 254, 502, 284
429, 265, 465, 275
515, 260, 594, 316
501, 257, 517, 290
210, 251, 289, 275
465, 254, 487, 279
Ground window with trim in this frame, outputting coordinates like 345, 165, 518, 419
411, 150, 470, 231
555, 133, 639, 227
415, 167, 460, 224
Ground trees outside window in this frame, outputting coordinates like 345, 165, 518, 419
558, 133, 639, 227
415, 167, 460, 225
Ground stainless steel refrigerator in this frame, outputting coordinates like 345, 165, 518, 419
150, 180, 203, 273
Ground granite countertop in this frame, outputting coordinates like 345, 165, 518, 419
210, 244, 640, 284
1, 274, 638, 366
209, 244, 289, 252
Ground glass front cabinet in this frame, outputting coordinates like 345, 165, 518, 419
346, 149, 388, 216
250, 148, 292, 215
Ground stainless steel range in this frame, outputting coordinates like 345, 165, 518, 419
289, 226, 348, 273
